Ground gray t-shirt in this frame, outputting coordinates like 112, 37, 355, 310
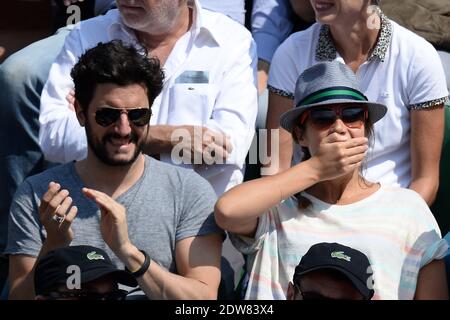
5, 156, 222, 272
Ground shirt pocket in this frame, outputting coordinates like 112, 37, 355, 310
167, 83, 219, 126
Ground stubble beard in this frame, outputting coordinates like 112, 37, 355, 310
85, 120, 143, 167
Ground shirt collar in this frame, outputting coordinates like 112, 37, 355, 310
108, 10, 139, 44
107, 0, 221, 48
189, 0, 221, 47
315, 9, 392, 62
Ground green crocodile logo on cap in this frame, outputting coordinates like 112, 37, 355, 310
87, 251, 105, 261
331, 251, 351, 262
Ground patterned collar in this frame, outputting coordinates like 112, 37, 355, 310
315, 10, 392, 62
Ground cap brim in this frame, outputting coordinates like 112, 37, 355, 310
295, 266, 374, 300
46, 266, 138, 291
81, 267, 138, 288
280, 99, 387, 132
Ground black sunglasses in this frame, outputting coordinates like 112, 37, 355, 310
95, 107, 152, 127
299, 106, 368, 129
45, 289, 128, 300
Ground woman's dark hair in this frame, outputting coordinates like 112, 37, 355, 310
292, 111, 374, 209
71, 40, 165, 111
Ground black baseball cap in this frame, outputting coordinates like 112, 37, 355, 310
34, 245, 138, 295
294, 242, 375, 300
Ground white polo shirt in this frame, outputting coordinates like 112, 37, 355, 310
268, 13, 448, 188
39, 0, 258, 196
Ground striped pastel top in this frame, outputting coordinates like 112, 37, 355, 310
229, 186, 448, 300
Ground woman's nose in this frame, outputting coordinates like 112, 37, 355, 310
329, 117, 347, 134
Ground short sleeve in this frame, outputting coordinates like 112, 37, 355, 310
4, 181, 44, 257
228, 211, 270, 255
175, 171, 223, 242
405, 195, 448, 268
407, 38, 449, 109
267, 35, 300, 100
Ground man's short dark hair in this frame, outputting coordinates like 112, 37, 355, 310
71, 40, 164, 111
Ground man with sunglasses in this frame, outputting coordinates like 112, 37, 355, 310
287, 243, 374, 300
5, 41, 223, 300
34, 245, 137, 300
36, 0, 256, 297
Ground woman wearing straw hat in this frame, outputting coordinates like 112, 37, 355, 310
264, 0, 448, 206
215, 61, 449, 300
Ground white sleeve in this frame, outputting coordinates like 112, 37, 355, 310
407, 38, 449, 109
405, 193, 449, 267
39, 28, 87, 163
267, 35, 300, 99
205, 36, 258, 169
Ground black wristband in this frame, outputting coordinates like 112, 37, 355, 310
126, 249, 151, 278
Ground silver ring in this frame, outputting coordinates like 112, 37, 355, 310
52, 214, 65, 224
51, 204, 64, 223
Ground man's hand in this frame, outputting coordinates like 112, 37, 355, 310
308, 134, 368, 181
82, 188, 133, 256
171, 125, 232, 165
39, 182, 78, 249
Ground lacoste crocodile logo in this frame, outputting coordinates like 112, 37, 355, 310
331, 251, 351, 262
87, 251, 105, 261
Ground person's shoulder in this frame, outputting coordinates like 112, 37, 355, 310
27, 163, 72, 184
200, 9, 252, 45
389, 19, 437, 55
379, 185, 429, 209
274, 22, 321, 57
75, 8, 121, 30
379, 184, 417, 196
144, 156, 210, 186
289, 22, 321, 42
16, 163, 73, 197
64, 9, 120, 49
143, 157, 216, 201
145, 156, 189, 176
380, 187, 442, 237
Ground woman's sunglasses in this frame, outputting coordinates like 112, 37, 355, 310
299, 105, 368, 130
95, 107, 152, 127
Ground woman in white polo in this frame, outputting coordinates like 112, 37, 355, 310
265, 0, 448, 206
